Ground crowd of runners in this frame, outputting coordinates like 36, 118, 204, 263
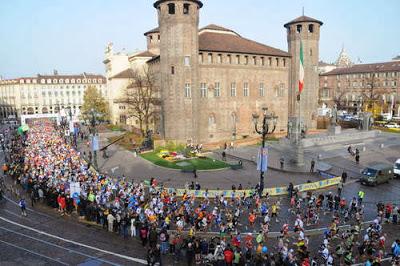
2, 120, 400, 265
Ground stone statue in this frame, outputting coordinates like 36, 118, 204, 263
360, 112, 373, 131
287, 121, 293, 139
105, 42, 113, 54
330, 104, 338, 125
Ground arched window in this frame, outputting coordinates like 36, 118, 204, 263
168, 3, 175, 14
308, 24, 314, 33
296, 24, 302, 33
183, 3, 190, 14
27, 107, 34, 114
310, 48, 313, 56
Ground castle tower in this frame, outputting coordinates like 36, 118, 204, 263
154, 0, 202, 143
144, 28, 160, 55
285, 15, 323, 130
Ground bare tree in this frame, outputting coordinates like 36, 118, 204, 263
361, 74, 381, 109
119, 67, 160, 135
332, 88, 347, 109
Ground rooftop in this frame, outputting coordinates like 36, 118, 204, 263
144, 27, 159, 36
284, 15, 323, 28
110, 68, 136, 79
321, 61, 400, 76
199, 24, 289, 57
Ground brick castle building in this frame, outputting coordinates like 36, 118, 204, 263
105, 0, 323, 143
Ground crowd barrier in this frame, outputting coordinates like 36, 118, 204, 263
160, 176, 341, 198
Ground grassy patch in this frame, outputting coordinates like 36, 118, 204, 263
140, 151, 229, 170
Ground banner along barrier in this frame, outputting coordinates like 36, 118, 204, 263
163, 176, 341, 198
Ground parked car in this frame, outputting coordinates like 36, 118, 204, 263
360, 162, 394, 186
394, 158, 400, 178
384, 122, 400, 129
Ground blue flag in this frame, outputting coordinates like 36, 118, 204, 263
257, 147, 268, 172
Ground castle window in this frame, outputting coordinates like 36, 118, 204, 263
259, 83, 265, 97
276, 58, 279, 67
309, 48, 312, 56
184, 56, 190, 66
200, 83, 207, 98
214, 82, 221, 97
236, 55, 240, 64
157, 35, 160, 41
283, 58, 286, 67
308, 24, 314, 33
261, 57, 265, 66
208, 53, 213, 64
171, 66, 175, 75
184, 83, 191, 98
243, 82, 249, 97
296, 24, 302, 33
253, 56, 257, 65
227, 54, 232, 64
183, 3, 190, 14
217, 54, 222, 64
168, 3, 175, 14
150, 35, 153, 42
268, 57, 272, 66
244, 56, 249, 65
230, 82, 236, 97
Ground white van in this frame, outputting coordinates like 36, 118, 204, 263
395, 159, 400, 178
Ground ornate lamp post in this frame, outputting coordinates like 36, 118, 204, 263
252, 107, 278, 196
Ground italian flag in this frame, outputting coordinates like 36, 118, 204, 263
299, 40, 304, 94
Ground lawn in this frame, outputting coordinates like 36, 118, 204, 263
140, 151, 229, 170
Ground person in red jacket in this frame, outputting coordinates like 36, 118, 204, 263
224, 244, 234, 266
59, 194, 66, 215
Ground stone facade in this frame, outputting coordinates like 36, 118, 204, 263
319, 60, 400, 116
0, 73, 106, 120
106, 0, 323, 144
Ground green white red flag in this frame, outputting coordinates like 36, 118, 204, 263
299, 40, 304, 94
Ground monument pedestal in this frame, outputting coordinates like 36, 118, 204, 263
328, 125, 342, 135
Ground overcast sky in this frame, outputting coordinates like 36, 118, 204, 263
1, 0, 399, 78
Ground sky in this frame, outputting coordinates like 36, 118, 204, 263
0, 0, 399, 78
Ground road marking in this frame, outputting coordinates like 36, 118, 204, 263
0, 239, 69, 265
0, 216, 147, 265
0, 226, 121, 266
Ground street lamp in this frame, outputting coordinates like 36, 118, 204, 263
252, 107, 278, 196
89, 108, 102, 169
